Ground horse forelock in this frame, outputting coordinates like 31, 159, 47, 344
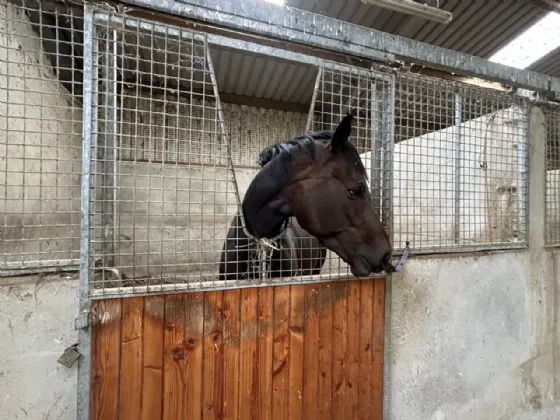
257, 130, 368, 182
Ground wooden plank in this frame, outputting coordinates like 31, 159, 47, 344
92, 298, 122, 420
163, 294, 186, 420
202, 291, 224, 420
118, 297, 144, 420
90, 301, 100, 419
288, 284, 305, 420
184, 292, 204, 420
272, 285, 290, 420
318, 283, 333, 419
257, 287, 273, 420
345, 281, 361, 419
302, 284, 319, 419
223, 289, 241, 420
141, 296, 165, 420
238, 288, 258, 420
372, 278, 386, 420
331, 281, 348, 419
358, 280, 374, 420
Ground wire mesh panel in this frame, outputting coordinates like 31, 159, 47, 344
89, 13, 234, 295
86, 11, 396, 296
391, 72, 530, 253
545, 104, 560, 246
307, 63, 395, 276
0, 0, 83, 274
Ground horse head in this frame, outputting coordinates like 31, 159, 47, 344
242, 114, 393, 277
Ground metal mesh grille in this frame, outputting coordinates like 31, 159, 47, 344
90, 15, 228, 294
0, 1, 83, 274
545, 104, 560, 246
391, 72, 529, 253
308, 64, 394, 274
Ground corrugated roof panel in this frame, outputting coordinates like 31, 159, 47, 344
529, 45, 560, 78
473, 10, 545, 57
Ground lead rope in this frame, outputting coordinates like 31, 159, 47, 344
206, 43, 285, 281
393, 241, 411, 272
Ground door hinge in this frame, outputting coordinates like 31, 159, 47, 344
74, 311, 90, 330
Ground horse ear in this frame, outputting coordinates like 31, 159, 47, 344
330, 113, 354, 153
242, 157, 294, 239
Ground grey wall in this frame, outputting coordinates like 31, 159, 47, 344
389, 250, 560, 420
0, 274, 79, 420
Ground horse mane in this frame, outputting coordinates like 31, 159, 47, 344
257, 130, 368, 180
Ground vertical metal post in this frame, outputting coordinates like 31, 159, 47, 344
77, 8, 94, 420
453, 91, 462, 244
371, 81, 382, 218
517, 104, 529, 243
382, 72, 396, 420
306, 67, 322, 132
382, 74, 396, 236
101, 27, 118, 266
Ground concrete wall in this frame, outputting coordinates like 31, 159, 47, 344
0, 274, 79, 420
389, 250, 560, 420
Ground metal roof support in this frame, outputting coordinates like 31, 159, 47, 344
118, 0, 560, 94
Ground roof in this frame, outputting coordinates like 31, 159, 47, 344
16, 0, 558, 106
529, 46, 560, 78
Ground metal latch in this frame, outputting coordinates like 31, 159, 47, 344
57, 343, 81, 368
74, 312, 90, 330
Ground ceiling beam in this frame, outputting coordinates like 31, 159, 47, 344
115, 0, 560, 94
520, 0, 560, 12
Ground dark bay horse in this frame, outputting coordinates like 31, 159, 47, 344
218, 143, 328, 281
218, 113, 392, 280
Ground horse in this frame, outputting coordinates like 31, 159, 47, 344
218, 144, 328, 281
218, 113, 393, 281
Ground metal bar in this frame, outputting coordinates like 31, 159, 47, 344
77, 8, 94, 420
93, 13, 369, 74
0, 264, 80, 278
119, 0, 560, 93
204, 40, 244, 223
382, 74, 396, 236
453, 91, 462, 244
517, 105, 529, 245
390, 242, 527, 257
101, 27, 118, 267
306, 67, 322, 132
382, 73, 396, 420
371, 81, 382, 218
88, 272, 388, 299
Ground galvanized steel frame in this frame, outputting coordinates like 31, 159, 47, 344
77, 8, 94, 420
118, 0, 560, 95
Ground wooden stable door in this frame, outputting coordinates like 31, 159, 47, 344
90, 278, 386, 420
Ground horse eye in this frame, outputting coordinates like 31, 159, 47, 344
348, 186, 364, 199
